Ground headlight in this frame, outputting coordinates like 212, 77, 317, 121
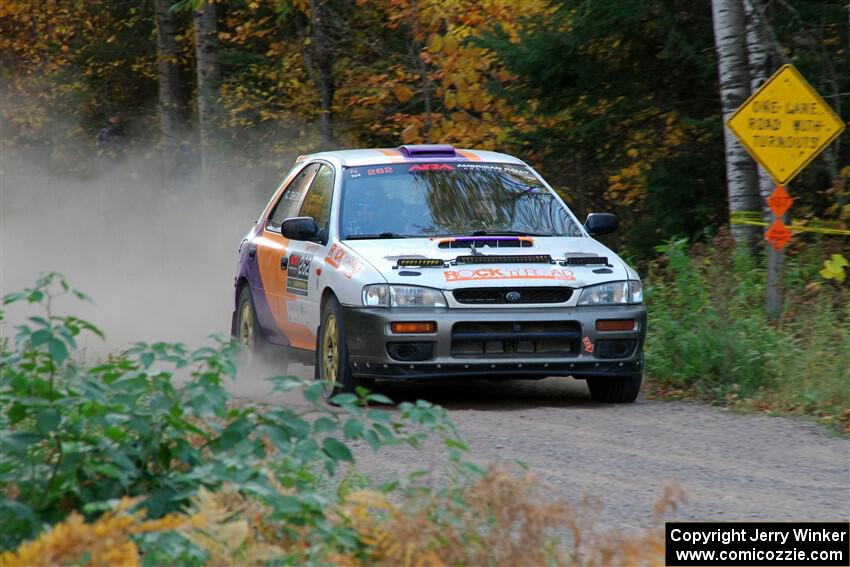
578, 281, 642, 306
628, 280, 643, 303
361, 285, 447, 308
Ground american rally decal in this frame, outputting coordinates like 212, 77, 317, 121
325, 244, 363, 279
286, 253, 312, 296
443, 267, 576, 282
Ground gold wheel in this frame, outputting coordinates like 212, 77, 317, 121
239, 300, 254, 349
321, 314, 339, 394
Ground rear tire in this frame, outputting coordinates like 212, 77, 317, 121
316, 297, 358, 399
236, 286, 265, 358
587, 373, 642, 403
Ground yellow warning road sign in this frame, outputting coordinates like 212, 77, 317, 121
726, 64, 845, 185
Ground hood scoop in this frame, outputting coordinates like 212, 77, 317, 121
456, 254, 553, 265
438, 236, 533, 249
562, 254, 609, 266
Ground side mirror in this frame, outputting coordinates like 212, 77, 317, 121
584, 213, 618, 236
281, 217, 320, 241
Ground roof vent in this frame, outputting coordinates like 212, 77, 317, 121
397, 144, 457, 158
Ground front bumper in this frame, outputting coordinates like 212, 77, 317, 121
342, 304, 646, 379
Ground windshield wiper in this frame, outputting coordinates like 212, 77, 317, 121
345, 232, 409, 240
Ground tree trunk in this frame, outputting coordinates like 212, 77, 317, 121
744, 0, 783, 316
154, 0, 184, 191
193, 0, 221, 179
305, 0, 335, 147
711, 0, 761, 252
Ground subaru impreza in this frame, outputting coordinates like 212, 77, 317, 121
232, 145, 646, 402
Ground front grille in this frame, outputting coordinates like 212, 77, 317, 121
451, 321, 580, 357
453, 286, 573, 305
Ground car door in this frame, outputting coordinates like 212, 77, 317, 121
253, 162, 318, 346
280, 163, 336, 349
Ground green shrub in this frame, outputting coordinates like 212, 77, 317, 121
0, 274, 467, 562
645, 235, 850, 427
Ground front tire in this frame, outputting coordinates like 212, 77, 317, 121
236, 286, 265, 358
317, 298, 358, 398
587, 373, 642, 403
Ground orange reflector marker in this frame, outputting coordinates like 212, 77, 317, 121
391, 322, 436, 334
596, 319, 635, 332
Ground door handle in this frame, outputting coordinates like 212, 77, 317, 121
247, 247, 256, 259
280, 256, 288, 270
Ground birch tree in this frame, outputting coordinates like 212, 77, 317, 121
154, 0, 185, 190
193, 0, 221, 177
711, 0, 760, 251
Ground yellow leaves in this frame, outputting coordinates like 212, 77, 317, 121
626, 148, 639, 158
0, 498, 196, 567
401, 124, 420, 143
427, 34, 443, 53
393, 84, 414, 103
442, 34, 458, 56
820, 255, 848, 283
444, 90, 457, 110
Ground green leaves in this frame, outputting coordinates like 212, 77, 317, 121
36, 408, 61, 434
0, 275, 470, 559
321, 437, 353, 462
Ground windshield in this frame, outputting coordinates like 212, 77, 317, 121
339, 162, 583, 239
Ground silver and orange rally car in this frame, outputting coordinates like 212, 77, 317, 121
232, 145, 646, 402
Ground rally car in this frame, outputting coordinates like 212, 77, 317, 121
232, 145, 646, 402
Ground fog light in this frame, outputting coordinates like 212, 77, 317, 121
596, 319, 635, 332
390, 322, 436, 334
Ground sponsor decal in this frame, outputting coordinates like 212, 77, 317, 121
443, 267, 575, 282
583, 336, 594, 353
409, 163, 455, 172
347, 168, 362, 179
286, 253, 312, 296
367, 166, 393, 175
324, 244, 363, 279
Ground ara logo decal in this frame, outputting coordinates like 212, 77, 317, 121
409, 163, 455, 172
287, 253, 312, 296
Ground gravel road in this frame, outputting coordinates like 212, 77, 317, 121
232, 361, 850, 529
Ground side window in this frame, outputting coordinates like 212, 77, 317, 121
298, 164, 335, 239
267, 163, 319, 231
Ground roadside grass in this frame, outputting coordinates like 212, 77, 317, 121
1, 274, 678, 566
644, 232, 850, 434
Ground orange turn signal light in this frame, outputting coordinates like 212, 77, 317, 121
596, 319, 635, 332
391, 322, 436, 334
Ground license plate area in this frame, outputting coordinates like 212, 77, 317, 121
451, 321, 581, 357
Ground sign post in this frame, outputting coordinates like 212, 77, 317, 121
726, 64, 845, 315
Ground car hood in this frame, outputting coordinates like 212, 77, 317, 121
343, 237, 630, 289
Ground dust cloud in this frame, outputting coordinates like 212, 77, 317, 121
1, 140, 289, 354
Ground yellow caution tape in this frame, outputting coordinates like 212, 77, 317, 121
729, 211, 850, 235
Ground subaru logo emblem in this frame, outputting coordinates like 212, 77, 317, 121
505, 291, 521, 302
